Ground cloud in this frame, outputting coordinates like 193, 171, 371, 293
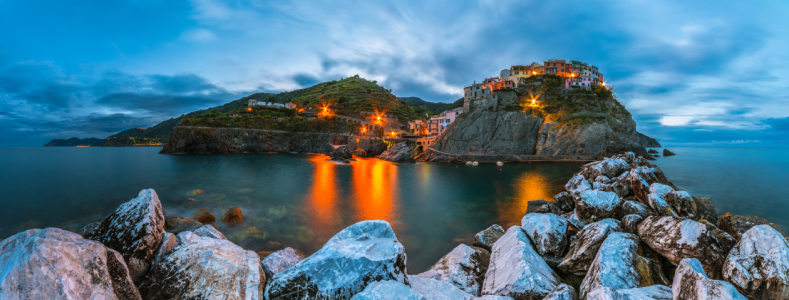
180, 28, 216, 42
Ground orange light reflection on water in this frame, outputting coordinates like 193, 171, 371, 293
352, 158, 399, 225
497, 171, 552, 227
305, 155, 340, 236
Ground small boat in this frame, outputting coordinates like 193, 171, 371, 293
466, 161, 473, 165
496, 161, 504, 166
472, 161, 479, 166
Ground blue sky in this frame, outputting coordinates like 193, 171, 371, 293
1, 0, 788, 146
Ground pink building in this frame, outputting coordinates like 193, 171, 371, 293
427, 107, 464, 137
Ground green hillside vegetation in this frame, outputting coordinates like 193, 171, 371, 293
399, 97, 464, 118
180, 108, 352, 133
44, 137, 104, 147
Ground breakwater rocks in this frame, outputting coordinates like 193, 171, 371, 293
2, 154, 788, 300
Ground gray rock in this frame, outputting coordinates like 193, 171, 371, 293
610, 171, 633, 198
554, 192, 576, 214
329, 145, 354, 162
646, 184, 680, 217
559, 219, 623, 276
542, 284, 578, 300
586, 285, 673, 300
576, 190, 623, 224
82, 188, 165, 283
520, 213, 569, 257
637, 216, 736, 280
629, 166, 672, 206
718, 214, 788, 242
691, 197, 719, 225
535, 202, 564, 215
622, 201, 653, 218
351, 280, 425, 300
164, 216, 203, 234
663, 190, 697, 219
137, 231, 264, 300
409, 276, 475, 300
415, 244, 490, 296
562, 209, 587, 230
566, 175, 592, 198
722, 225, 789, 299
481, 226, 560, 299
673, 258, 746, 300
264, 220, 408, 300
585, 158, 632, 179
474, 224, 506, 251
663, 149, 675, 156
379, 143, 416, 163
621, 214, 644, 235
261, 247, 307, 280
151, 232, 177, 266
193, 224, 226, 240
579, 232, 669, 299
0, 228, 142, 300
596, 175, 611, 184
527, 200, 550, 214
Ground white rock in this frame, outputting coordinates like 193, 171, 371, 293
265, 220, 408, 300
481, 226, 560, 300
409, 276, 474, 300
722, 225, 789, 299
587, 285, 673, 300
82, 188, 165, 283
558, 219, 623, 276
647, 184, 679, 217
562, 209, 587, 230
588, 158, 631, 179
596, 176, 611, 184
151, 232, 177, 265
579, 232, 669, 299
261, 247, 307, 280
0, 228, 142, 300
576, 190, 622, 223
351, 280, 425, 300
194, 224, 227, 240
415, 244, 490, 296
137, 231, 264, 300
566, 174, 592, 198
621, 201, 653, 219
629, 166, 671, 207
673, 258, 746, 300
542, 284, 578, 300
520, 213, 569, 257
474, 224, 506, 251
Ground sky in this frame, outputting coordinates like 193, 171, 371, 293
1, 0, 788, 147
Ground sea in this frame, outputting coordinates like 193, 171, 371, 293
0, 146, 786, 272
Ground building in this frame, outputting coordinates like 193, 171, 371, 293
568, 60, 604, 86
408, 119, 428, 135
508, 62, 544, 85
565, 75, 592, 89
543, 59, 568, 76
427, 107, 464, 137
463, 82, 499, 111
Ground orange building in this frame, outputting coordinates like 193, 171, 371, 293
543, 59, 568, 76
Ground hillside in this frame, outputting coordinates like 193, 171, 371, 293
399, 97, 463, 117
44, 137, 105, 147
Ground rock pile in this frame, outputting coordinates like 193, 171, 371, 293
378, 142, 416, 163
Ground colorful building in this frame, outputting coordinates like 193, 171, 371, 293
543, 59, 569, 76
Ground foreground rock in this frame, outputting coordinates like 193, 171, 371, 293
474, 224, 506, 251
137, 231, 264, 300
409, 276, 475, 300
164, 216, 203, 233
586, 285, 672, 300
261, 247, 307, 280
629, 166, 672, 205
0, 228, 141, 300
673, 258, 746, 300
82, 188, 165, 283
193, 224, 226, 240
265, 220, 408, 300
330, 145, 354, 162
565, 175, 592, 198
637, 216, 736, 279
645, 184, 680, 217
351, 280, 425, 300
559, 219, 623, 276
579, 232, 669, 299
520, 213, 569, 257
621, 214, 644, 235
722, 225, 789, 299
481, 226, 560, 299
415, 244, 490, 296
193, 208, 216, 224
576, 190, 622, 223
378, 142, 416, 163
692, 197, 719, 224
718, 214, 789, 241
542, 284, 578, 300
221, 207, 244, 224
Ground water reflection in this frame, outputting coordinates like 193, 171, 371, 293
497, 171, 553, 227
352, 159, 399, 225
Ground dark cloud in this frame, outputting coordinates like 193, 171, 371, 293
764, 117, 789, 132
292, 73, 321, 88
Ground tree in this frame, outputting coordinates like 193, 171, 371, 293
268, 95, 276, 103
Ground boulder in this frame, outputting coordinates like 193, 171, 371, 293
637, 216, 736, 279
535, 202, 564, 215
722, 225, 789, 299
586, 285, 673, 300
663, 190, 697, 219
622, 214, 644, 235
151, 232, 177, 265
718, 214, 788, 242
0, 228, 142, 300
691, 197, 719, 225
585, 158, 632, 179
137, 231, 264, 300
264, 220, 408, 300
629, 166, 672, 206
261, 247, 307, 280
646, 184, 680, 217
663, 149, 675, 156
648, 149, 659, 154
351, 280, 425, 300
576, 190, 623, 224
82, 188, 165, 283
409, 276, 475, 300
579, 232, 669, 299
193, 208, 216, 224
520, 213, 569, 257
559, 219, 623, 276
164, 216, 203, 233
561, 209, 587, 230
329, 145, 354, 162
415, 244, 490, 296
527, 200, 550, 214
379, 143, 416, 163
622, 201, 654, 219
221, 207, 244, 224
673, 258, 746, 300
542, 284, 578, 300
474, 224, 506, 251
481, 226, 560, 299
553, 192, 576, 214
193, 224, 226, 240
565, 174, 592, 198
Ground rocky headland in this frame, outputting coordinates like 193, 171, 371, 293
2, 152, 783, 300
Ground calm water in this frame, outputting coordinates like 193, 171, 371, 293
0, 147, 580, 272
2, 147, 786, 272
